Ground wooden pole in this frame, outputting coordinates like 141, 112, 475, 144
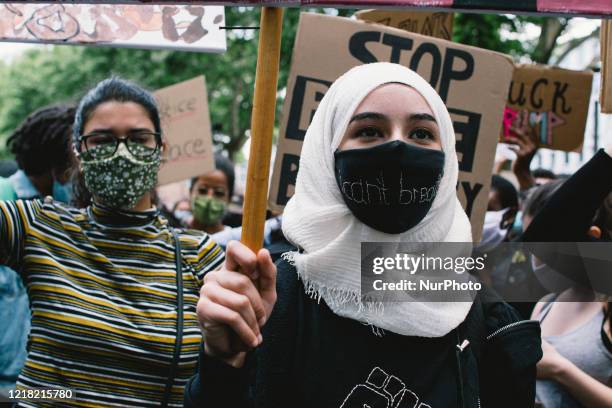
241, 7, 284, 252
601, 19, 612, 113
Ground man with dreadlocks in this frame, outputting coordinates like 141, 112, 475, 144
0, 104, 75, 398
1, 104, 76, 201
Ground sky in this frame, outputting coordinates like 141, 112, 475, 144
0, 42, 45, 64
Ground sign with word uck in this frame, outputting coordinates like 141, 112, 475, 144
269, 12, 515, 241
155, 76, 214, 185
501, 64, 593, 152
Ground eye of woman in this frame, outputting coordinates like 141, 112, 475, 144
198, 186, 227, 198
355, 126, 383, 140
87, 133, 115, 146
409, 128, 434, 142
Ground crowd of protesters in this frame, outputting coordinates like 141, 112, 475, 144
482, 126, 612, 407
0, 63, 610, 408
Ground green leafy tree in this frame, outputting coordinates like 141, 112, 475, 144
0, 8, 598, 160
454, 13, 599, 65
0, 8, 313, 160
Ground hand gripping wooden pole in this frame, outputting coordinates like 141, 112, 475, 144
241, 7, 284, 252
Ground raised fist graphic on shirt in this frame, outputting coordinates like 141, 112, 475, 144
340, 367, 431, 408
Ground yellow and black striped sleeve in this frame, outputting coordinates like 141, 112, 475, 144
0, 199, 40, 270
175, 229, 225, 287
193, 235, 224, 284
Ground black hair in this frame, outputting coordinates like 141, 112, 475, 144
6, 104, 76, 176
190, 153, 236, 198
73, 76, 161, 150
522, 179, 564, 219
491, 175, 518, 209
532, 168, 557, 181
523, 178, 611, 324
523, 181, 611, 240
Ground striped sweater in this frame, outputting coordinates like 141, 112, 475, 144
0, 198, 224, 407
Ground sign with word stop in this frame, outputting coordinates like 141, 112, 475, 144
269, 12, 514, 241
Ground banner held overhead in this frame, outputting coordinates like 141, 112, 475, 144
0, 2, 609, 18
303, 0, 612, 17
0, 3, 226, 52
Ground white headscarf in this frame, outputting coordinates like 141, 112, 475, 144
282, 62, 473, 337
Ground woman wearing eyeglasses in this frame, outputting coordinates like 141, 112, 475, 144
0, 77, 242, 407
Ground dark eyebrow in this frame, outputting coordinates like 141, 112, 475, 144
349, 112, 387, 123
409, 113, 437, 123
128, 128, 157, 133
86, 128, 114, 135
86, 128, 154, 135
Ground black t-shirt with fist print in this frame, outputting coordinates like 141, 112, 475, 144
185, 259, 541, 408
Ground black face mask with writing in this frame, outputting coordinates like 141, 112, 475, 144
334, 140, 445, 234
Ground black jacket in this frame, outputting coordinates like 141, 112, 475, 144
185, 259, 541, 408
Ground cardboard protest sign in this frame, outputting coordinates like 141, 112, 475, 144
536, 0, 612, 15
3, 2, 609, 19
355, 9, 453, 40
500, 65, 593, 152
269, 12, 514, 241
156, 181, 190, 215
0, 3, 226, 52
155, 76, 215, 186
601, 19, 612, 114
302, 0, 612, 17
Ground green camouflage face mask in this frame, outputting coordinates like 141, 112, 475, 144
81, 143, 161, 209
191, 195, 227, 226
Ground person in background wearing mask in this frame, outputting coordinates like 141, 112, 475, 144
188, 153, 283, 249
481, 174, 519, 251
189, 153, 235, 235
519, 144, 612, 408
475, 173, 547, 319
0, 77, 235, 406
476, 175, 516, 277
0, 105, 75, 398
185, 63, 541, 408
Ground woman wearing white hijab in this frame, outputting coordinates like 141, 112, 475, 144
186, 63, 542, 408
